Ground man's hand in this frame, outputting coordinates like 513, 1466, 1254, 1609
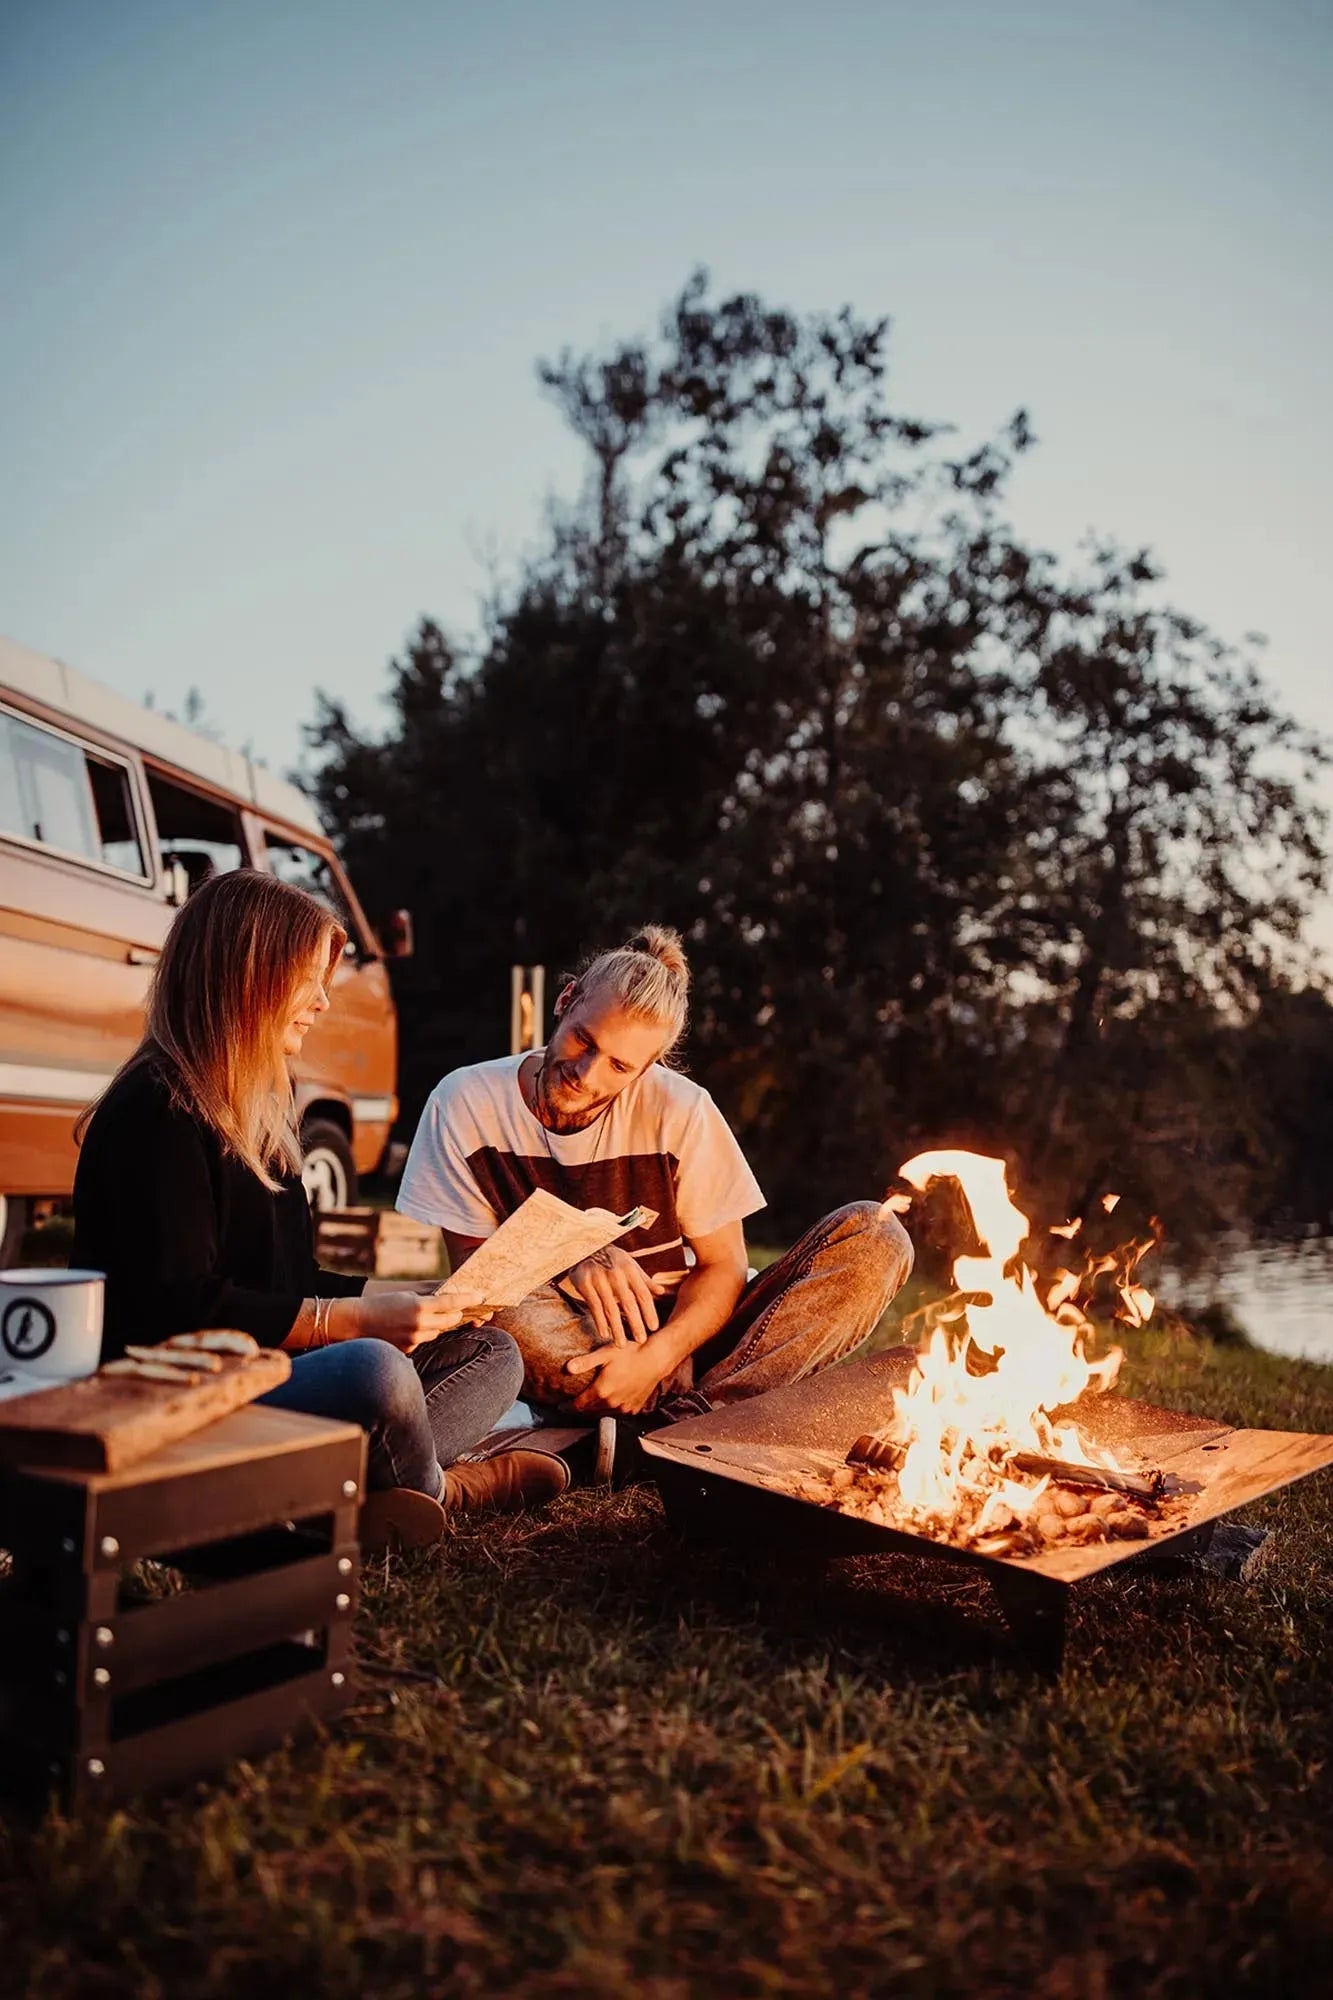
564, 1338, 671, 1414
564, 1245, 668, 1347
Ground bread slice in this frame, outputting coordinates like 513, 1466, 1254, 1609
125, 1343, 224, 1374
166, 1331, 261, 1358
104, 1358, 204, 1384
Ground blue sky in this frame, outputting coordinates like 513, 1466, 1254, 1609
3, 0, 1330, 927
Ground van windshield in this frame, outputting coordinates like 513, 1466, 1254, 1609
263, 833, 363, 951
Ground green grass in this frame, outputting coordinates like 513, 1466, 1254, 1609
2, 1318, 1332, 1998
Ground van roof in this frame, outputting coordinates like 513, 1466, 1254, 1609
0, 633, 325, 840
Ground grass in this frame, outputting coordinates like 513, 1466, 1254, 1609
3, 1242, 1332, 1995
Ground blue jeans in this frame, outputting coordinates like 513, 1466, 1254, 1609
260, 1330, 524, 1497
492, 1201, 914, 1411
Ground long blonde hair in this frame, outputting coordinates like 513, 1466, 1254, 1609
81, 869, 345, 1191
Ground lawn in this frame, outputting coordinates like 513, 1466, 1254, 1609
2, 1289, 1332, 1996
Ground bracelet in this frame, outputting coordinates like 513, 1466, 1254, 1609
312, 1296, 333, 1348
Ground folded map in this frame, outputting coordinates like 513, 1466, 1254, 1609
433, 1186, 657, 1314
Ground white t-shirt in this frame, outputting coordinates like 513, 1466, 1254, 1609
397, 1053, 765, 1286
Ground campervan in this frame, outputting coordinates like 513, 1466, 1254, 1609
0, 634, 410, 1265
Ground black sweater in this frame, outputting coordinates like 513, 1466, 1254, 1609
72, 1057, 364, 1362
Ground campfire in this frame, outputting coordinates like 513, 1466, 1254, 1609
833, 1150, 1172, 1557
641, 1150, 1333, 1671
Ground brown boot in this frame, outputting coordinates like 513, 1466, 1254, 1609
360, 1486, 448, 1554
441, 1449, 571, 1515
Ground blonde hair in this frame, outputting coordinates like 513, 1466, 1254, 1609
569, 924, 691, 1056
79, 869, 345, 1191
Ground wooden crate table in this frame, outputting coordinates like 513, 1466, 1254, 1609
0, 1404, 366, 1809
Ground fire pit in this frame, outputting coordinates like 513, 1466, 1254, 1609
642, 1352, 1333, 1669
643, 1151, 1333, 1672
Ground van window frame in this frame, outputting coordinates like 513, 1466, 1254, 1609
143, 761, 252, 891
259, 824, 376, 960
0, 697, 156, 889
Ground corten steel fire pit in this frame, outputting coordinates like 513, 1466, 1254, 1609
642, 1347, 1333, 1672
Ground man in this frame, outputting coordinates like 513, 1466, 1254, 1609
397, 926, 913, 1469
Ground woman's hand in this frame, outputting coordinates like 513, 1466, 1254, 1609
344, 1286, 492, 1352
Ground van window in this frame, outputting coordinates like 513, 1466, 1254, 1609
87, 755, 147, 875
263, 833, 362, 948
0, 709, 147, 877
146, 770, 246, 891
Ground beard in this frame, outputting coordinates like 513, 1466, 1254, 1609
534, 1053, 612, 1133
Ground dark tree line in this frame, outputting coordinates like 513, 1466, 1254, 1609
305, 274, 1330, 1248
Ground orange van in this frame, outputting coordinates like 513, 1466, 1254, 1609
0, 633, 410, 1264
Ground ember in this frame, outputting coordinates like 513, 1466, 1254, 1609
804, 1450, 1173, 1558
847, 1150, 1161, 1551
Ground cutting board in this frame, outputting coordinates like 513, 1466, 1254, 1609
0, 1345, 292, 1473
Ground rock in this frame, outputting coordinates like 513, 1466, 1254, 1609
1127, 1521, 1273, 1580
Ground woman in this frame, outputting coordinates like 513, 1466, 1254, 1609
73, 869, 567, 1548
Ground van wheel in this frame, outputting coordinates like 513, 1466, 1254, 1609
0, 1195, 30, 1269
300, 1121, 357, 1212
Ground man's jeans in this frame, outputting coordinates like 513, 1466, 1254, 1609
260, 1329, 524, 1496
489, 1201, 914, 1412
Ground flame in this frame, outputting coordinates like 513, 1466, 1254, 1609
879, 1150, 1155, 1542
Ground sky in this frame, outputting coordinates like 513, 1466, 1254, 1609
3, 0, 1331, 930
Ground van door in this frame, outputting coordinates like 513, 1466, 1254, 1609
259, 830, 397, 1207
0, 703, 165, 1254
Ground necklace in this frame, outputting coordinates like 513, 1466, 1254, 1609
520, 1051, 613, 1201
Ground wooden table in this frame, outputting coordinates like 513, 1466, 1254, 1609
0, 1404, 366, 1808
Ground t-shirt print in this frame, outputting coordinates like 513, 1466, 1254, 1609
397, 1053, 765, 1288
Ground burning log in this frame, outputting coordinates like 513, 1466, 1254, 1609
845, 1433, 1163, 1506
846, 1433, 904, 1472
1007, 1452, 1163, 1502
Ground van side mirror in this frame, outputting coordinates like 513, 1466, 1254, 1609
381, 908, 414, 959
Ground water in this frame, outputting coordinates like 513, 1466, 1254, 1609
1158, 1233, 1333, 1364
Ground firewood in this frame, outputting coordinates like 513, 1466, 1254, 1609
1107, 1513, 1151, 1540
846, 1433, 905, 1471
1009, 1452, 1161, 1500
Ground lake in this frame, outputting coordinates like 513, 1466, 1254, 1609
1156, 1233, 1333, 1365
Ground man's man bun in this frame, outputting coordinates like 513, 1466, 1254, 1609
624, 925, 690, 989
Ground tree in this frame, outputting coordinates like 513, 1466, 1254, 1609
1004, 544, 1328, 1230
304, 274, 1329, 1244
534, 276, 1066, 1218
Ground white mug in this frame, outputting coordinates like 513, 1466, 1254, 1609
0, 1268, 105, 1403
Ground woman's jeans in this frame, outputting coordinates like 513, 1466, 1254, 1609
260, 1329, 523, 1498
